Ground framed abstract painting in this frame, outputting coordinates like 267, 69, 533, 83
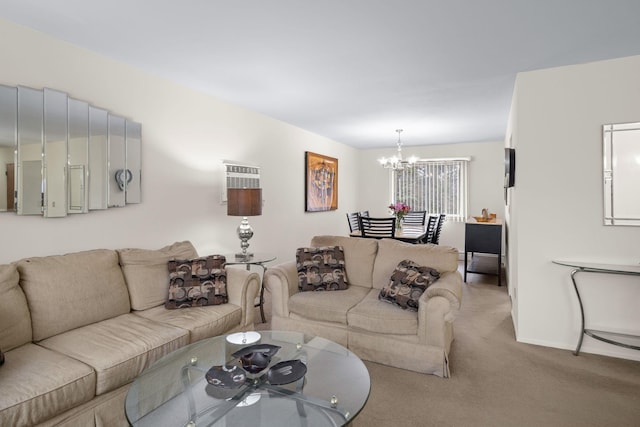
305, 151, 338, 212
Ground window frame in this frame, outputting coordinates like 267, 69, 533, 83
390, 157, 470, 222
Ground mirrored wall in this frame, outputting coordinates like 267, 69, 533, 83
0, 84, 141, 217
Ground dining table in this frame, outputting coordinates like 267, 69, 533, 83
350, 224, 427, 244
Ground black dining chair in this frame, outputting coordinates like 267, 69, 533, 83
428, 214, 446, 244
424, 215, 439, 244
360, 210, 370, 217
346, 212, 360, 232
359, 216, 396, 239
403, 210, 427, 226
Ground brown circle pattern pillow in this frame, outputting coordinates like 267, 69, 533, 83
379, 260, 440, 311
296, 246, 348, 291
165, 255, 228, 309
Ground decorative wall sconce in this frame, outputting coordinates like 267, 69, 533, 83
115, 169, 133, 191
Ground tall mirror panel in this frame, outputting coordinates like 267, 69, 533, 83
88, 106, 109, 210
125, 120, 141, 204
17, 86, 43, 216
108, 114, 126, 208
43, 88, 68, 218
68, 98, 89, 213
0, 85, 17, 212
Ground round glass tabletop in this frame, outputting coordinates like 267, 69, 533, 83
125, 330, 371, 426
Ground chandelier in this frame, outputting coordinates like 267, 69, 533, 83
378, 129, 418, 170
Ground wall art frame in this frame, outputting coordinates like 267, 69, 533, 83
305, 151, 338, 212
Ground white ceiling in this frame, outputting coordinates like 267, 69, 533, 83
2, 0, 640, 149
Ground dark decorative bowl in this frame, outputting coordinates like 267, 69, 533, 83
232, 344, 281, 374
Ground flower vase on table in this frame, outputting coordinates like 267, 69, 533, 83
388, 202, 411, 230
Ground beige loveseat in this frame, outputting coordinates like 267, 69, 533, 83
0, 241, 260, 427
265, 236, 463, 377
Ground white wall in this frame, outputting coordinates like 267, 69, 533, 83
508, 54, 640, 361
357, 141, 505, 252
0, 18, 362, 265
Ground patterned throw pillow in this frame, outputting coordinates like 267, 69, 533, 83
379, 260, 440, 311
165, 255, 228, 309
296, 246, 348, 291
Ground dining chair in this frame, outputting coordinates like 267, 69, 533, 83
359, 216, 396, 239
424, 215, 439, 244
403, 210, 427, 226
429, 214, 446, 244
346, 212, 360, 232
360, 210, 370, 217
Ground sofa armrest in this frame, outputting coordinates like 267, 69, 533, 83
264, 261, 299, 318
417, 271, 463, 346
226, 267, 261, 327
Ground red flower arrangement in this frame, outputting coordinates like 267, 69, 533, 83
388, 202, 411, 227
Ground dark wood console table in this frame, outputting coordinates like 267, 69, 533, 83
464, 218, 503, 286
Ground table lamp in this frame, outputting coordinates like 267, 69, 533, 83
227, 188, 262, 259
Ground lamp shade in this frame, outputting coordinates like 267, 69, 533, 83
227, 188, 262, 216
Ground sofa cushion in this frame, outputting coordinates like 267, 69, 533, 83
289, 284, 370, 324
166, 255, 228, 309
38, 313, 189, 395
135, 303, 242, 343
348, 289, 419, 335
118, 241, 199, 311
0, 343, 96, 426
0, 263, 32, 351
310, 236, 378, 288
372, 239, 459, 290
296, 246, 348, 291
16, 249, 131, 341
379, 260, 440, 311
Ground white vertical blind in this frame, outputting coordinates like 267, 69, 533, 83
392, 159, 469, 222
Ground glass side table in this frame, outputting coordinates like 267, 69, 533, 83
225, 252, 276, 323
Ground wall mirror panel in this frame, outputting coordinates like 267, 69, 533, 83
44, 88, 68, 218
603, 122, 640, 226
68, 98, 89, 213
0, 84, 142, 217
0, 85, 16, 212
108, 114, 126, 208
125, 120, 142, 204
17, 86, 44, 216
89, 106, 109, 210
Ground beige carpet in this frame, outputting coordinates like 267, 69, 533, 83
256, 262, 640, 427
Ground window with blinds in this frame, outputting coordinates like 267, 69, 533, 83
392, 159, 469, 222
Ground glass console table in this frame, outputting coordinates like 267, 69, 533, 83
125, 331, 370, 426
553, 260, 640, 356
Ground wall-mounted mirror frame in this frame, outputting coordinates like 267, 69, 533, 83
603, 121, 640, 226
0, 84, 141, 217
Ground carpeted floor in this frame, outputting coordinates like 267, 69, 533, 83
256, 261, 640, 427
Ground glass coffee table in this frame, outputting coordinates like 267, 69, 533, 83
125, 331, 370, 426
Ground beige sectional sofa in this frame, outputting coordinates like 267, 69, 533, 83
0, 241, 260, 427
265, 236, 463, 377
